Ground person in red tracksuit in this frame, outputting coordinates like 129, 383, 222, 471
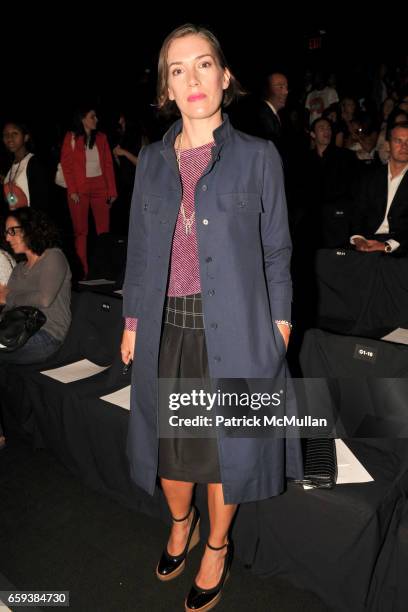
60, 107, 117, 277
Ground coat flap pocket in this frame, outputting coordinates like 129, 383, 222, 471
217, 193, 262, 213
142, 194, 163, 214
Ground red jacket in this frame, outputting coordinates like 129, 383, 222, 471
60, 131, 117, 197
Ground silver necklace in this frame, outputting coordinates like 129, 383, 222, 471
176, 132, 195, 236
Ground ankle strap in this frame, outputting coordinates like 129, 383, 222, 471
171, 507, 192, 522
207, 540, 228, 551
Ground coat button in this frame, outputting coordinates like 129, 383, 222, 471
202, 184, 208, 191
206, 256, 212, 263
211, 322, 218, 329
213, 355, 221, 362
239, 201, 247, 208
202, 219, 209, 225
208, 289, 215, 296
143, 202, 148, 210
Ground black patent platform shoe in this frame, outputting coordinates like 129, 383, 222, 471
184, 539, 233, 611
156, 506, 200, 581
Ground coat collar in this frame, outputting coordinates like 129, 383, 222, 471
162, 113, 232, 148
160, 113, 232, 173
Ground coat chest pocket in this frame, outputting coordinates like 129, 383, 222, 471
217, 193, 262, 213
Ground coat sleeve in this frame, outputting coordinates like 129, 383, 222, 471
122, 146, 148, 319
60, 132, 78, 195
101, 134, 117, 198
260, 141, 292, 321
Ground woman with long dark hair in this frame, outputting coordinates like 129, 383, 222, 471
60, 106, 117, 277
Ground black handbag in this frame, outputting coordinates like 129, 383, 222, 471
0, 306, 46, 352
295, 438, 338, 489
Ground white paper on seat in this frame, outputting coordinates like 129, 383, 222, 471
335, 439, 374, 483
303, 439, 374, 489
78, 279, 116, 286
100, 385, 131, 410
41, 359, 109, 383
381, 327, 408, 345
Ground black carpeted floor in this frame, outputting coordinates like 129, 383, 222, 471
0, 438, 330, 612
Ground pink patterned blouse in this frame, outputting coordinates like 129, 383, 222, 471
125, 141, 213, 331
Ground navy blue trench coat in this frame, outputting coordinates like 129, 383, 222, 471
123, 115, 303, 504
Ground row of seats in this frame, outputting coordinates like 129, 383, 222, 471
2, 291, 408, 611
297, 327, 408, 611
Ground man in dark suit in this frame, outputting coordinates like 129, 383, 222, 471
255, 72, 288, 154
351, 122, 408, 256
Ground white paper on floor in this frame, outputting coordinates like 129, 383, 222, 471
41, 359, 109, 383
381, 327, 408, 345
100, 385, 131, 410
78, 279, 116, 286
114, 289, 123, 295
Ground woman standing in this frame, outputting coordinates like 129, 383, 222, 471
2, 121, 49, 212
121, 24, 302, 611
60, 106, 117, 277
111, 111, 143, 234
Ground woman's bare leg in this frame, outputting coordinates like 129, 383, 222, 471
160, 478, 195, 555
194, 482, 237, 588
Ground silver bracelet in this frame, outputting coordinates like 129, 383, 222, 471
275, 320, 293, 330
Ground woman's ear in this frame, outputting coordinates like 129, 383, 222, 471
168, 86, 175, 102
222, 68, 231, 91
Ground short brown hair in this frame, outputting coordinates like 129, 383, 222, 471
156, 23, 243, 115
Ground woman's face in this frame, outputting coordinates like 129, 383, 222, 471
4, 216, 28, 255
82, 110, 98, 132
399, 97, 408, 113
342, 99, 356, 115
166, 34, 230, 121
383, 98, 394, 118
2, 124, 28, 155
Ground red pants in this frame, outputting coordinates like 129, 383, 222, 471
68, 176, 110, 276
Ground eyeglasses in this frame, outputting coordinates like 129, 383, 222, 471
4, 225, 22, 236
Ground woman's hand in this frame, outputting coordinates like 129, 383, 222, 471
0, 284, 9, 305
276, 323, 290, 350
107, 196, 117, 207
70, 193, 80, 203
113, 145, 126, 157
113, 146, 138, 166
121, 329, 136, 364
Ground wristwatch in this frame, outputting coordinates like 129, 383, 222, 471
384, 242, 392, 253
